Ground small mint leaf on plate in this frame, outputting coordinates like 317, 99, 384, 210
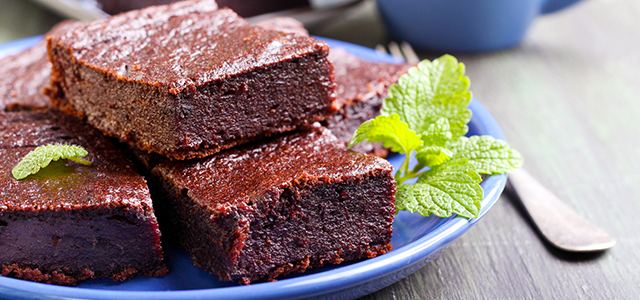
348, 114, 422, 155
12, 144, 91, 180
381, 54, 472, 139
447, 136, 524, 175
395, 158, 483, 218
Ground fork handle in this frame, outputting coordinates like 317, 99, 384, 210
508, 168, 615, 252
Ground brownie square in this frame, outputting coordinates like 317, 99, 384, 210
323, 48, 413, 157
149, 126, 396, 284
0, 44, 50, 112
47, 0, 337, 160
0, 111, 166, 285
0, 22, 75, 112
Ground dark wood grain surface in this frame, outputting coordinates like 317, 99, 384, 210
1, 0, 638, 298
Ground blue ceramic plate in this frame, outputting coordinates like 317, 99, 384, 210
0, 36, 507, 300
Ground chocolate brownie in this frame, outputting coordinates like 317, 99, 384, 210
0, 22, 74, 112
148, 125, 396, 284
0, 44, 50, 112
0, 111, 166, 285
126, 16, 310, 173
48, 0, 337, 160
323, 48, 413, 157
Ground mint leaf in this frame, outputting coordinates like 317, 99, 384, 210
12, 144, 91, 180
421, 117, 452, 147
348, 54, 523, 220
348, 114, 422, 155
415, 146, 452, 167
381, 55, 472, 139
414, 118, 454, 167
395, 158, 483, 218
447, 136, 524, 175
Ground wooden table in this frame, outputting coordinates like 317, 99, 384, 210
1, 0, 639, 298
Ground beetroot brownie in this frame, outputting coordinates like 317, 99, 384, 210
0, 111, 167, 285
323, 48, 413, 157
148, 126, 396, 284
47, 0, 337, 160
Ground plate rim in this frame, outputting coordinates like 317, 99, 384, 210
0, 36, 507, 300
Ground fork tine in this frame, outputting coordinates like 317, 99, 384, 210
375, 44, 387, 54
388, 41, 404, 60
400, 41, 420, 64
375, 42, 419, 63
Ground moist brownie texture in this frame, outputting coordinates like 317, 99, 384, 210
149, 126, 396, 284
0, 22, 74, 112
323, 48, 413, 157
48, 1, 337, 160
0, 111, 166, 285
128, 16, 309, 173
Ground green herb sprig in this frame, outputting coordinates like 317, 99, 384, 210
349, 55, 523, 219
12, 144, 91, 180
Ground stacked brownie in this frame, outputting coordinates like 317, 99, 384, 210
1, 0, 408, 285
48, 1, 336, 160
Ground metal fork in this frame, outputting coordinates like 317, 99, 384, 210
376, 42, 615, 252
507, 169, 615, 252
375, 41, 420, 64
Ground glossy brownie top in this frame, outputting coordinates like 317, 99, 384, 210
0, 111, 152, 211
0, 111, 117, 150
152, 126, 394, 208
49, 1, 330, 94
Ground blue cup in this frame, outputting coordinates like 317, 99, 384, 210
376, 0, 583, 52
